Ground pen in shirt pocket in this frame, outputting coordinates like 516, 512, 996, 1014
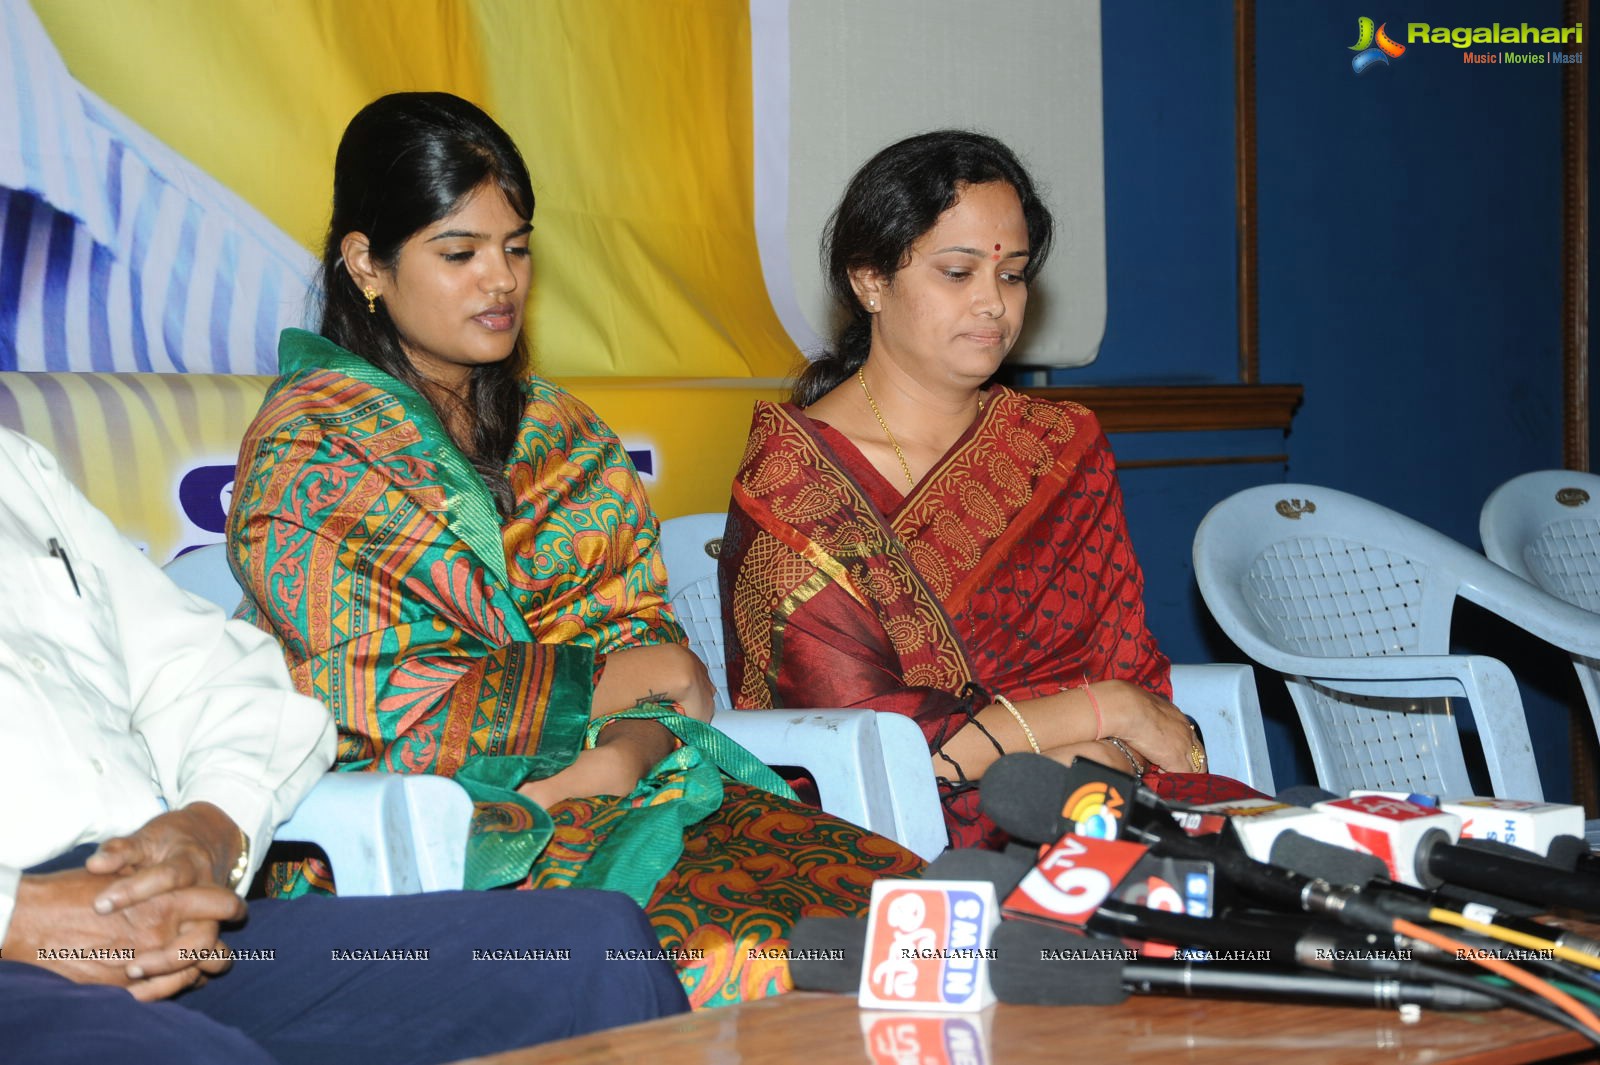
48, 537, 81, 596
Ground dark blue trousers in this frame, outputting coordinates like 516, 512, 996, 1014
1, 853, 687, 1065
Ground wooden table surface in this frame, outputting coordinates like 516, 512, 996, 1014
452, 989, 1598, 1065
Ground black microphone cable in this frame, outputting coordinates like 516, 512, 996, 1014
1404, 961, 1600, 1046
1389, 916, 1600, 1039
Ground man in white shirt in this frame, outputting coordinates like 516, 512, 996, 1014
0, 427, 687, 1064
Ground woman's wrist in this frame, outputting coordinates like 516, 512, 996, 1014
1100, 737, 1145, 778
594, 718, 676, 776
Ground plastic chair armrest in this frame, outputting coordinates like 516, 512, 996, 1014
1247, 651, 1503, 699
1290, 655, 1539, 800
1170, 663, 1275, 794
274, 772, 471, 895
712, 708, 946, 861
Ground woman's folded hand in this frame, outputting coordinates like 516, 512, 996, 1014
516, 718, 681, 806
1097, 680, 1205, 774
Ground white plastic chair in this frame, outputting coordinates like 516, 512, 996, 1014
1480, 470, 1600, 747
1194, 484, 1600, 801
660, 514, 946, 860
163, 544, 472, 894
660, 514, 1276, 859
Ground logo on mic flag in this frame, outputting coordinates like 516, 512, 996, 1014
859, 880, 999, 1011
1003, 834, 1149, 927
1059, 780, 1126, 840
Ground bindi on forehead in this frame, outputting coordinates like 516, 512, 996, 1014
992, 244, 1001, 261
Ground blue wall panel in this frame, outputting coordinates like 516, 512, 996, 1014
1049, 0, 1590, 798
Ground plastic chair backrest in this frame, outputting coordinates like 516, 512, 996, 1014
658, 512, 735, 710
1194, 484, 1539, 797
1481, 470, 1600, 612
163, 542, 241, 612
1480, 470, 1600, 739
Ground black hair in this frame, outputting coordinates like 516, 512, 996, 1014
318, 91, 535, 516
791, 130, 1054, 408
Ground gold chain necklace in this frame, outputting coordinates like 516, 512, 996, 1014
856, 367, 915, 488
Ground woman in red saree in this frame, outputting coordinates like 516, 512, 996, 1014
721, 132, 1211, 849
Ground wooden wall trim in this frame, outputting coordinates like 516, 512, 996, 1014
1562, 0, 1590, 473
1026, 383, 1302, 434
1235, 0, 1260, 385
1561, 0, 1594, 814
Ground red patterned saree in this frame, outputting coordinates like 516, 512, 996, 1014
722, 389, 1175, 848
228, 330, 919, 1008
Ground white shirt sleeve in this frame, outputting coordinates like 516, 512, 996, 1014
0, 864, 20, 947
5, 432, 335, 891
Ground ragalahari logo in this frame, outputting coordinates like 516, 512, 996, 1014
1349, 16, 1407, 74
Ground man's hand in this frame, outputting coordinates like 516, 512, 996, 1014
3, 867, 244, 1001
85, 802, 243, 914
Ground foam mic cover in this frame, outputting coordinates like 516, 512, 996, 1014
925, 846, 1034, 896
1276, 785, 1341, 806
1423, 842, 1600, 915
988, 921, 1130, 1005
1269, 829, 1389, 885
979, 753, 1079, 843
788, 916, 868, 992
1546, 834, 1599, 874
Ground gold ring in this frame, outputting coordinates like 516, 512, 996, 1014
1188, 744, 1206, 773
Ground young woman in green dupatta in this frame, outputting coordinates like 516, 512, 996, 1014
225, 93, 921, 1008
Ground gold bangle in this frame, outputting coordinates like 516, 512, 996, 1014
994, 693, 1041, 754
1103, 737, 1146, 778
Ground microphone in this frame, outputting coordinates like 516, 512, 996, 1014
979, 755, 1410, 934
1547, 834, 1600, 877
1000, 815, 1418, 971
1439, 796, 1587, 857
1314, 794, 1600, 914
789, 848, 1006, 1009
788, 916, 869, 993
988, 921, 1500, 1010
1269, 827, 1600, 962
982, 755, 1330, 914
1337, 790, 1596, 876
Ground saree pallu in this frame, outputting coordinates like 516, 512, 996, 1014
723, 390, 1242, 849
228, 330, 919, 1007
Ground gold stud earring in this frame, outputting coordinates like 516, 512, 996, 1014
364, 287, 378, 314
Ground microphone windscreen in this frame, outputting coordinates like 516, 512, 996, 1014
988, 921, 1128, 1005
787, 916, 867, 993
1276, 785, 1340, 806
1545, 834, 1589, 872
924, 846, 1033, 895
979, 753, 1076, 843
1269, 829, 1388, 886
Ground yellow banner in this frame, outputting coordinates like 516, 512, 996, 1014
32, 0, 797, 379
